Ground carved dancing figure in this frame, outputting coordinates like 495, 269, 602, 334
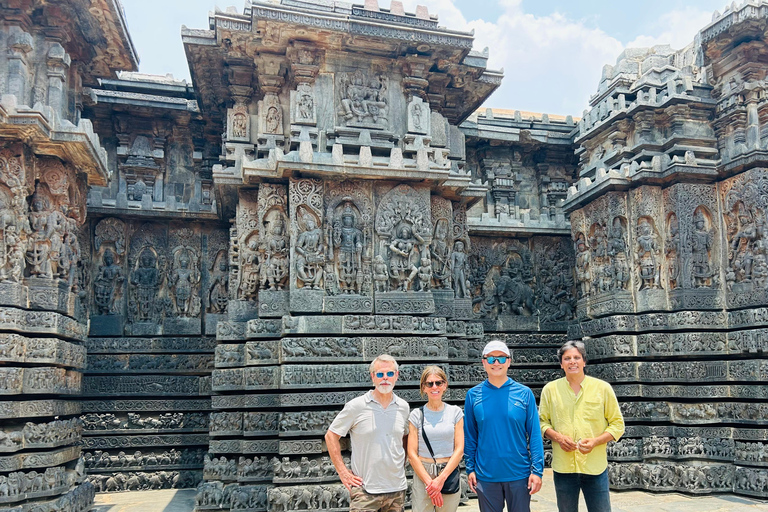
209, 258, 229, 314
574, 234, 591, 298
430, 220, 452, 289
93, 249, 124, 315
335, 205, 363, 294
231, 112, 247, 139
451, 240, 469, 299
388, 225, 422, 291
636, 218, 661, 290
1, 225, 24, 283
691, 210, 714, 288
130, 248, 160, 322
26, 192, 54, 278
730, 205, 756, 284
263, 217, 289, 291
240, 239, 261, 300
295, 214, 324, 290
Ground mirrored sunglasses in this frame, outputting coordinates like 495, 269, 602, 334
483, 356, 509, 364
374, 371, 396, 378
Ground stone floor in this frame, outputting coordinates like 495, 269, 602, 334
92, 470, 768, 512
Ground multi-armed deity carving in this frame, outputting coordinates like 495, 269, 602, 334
666, 214, 680, 290
324, 181, 373, 299
337, 70, 389, 129
92, 218, 126, 316
375, 184, 431, 293
259, 185, 289, 292
535, 239, 576, 324
127, 224, 167, 328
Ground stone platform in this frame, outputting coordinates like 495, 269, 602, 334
92, 470, 768, 512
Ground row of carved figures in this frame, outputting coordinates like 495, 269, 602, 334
575, 210, 716, 298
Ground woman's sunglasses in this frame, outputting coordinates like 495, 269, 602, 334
424, 380, 445, 388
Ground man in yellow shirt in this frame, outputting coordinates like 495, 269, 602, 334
539, 341, 624, 512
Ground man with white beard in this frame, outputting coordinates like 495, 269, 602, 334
326, 354, 410, 512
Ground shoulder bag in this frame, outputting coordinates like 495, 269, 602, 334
420, 405, 461, 494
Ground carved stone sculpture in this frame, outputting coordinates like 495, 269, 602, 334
129, 248, 162, 322
636, 218, 661, 290
451, 240, 469, 299
93, 249, 124, 315
168, 246, 201, 317
335, 204, 364, 294
691, 209, 714, 288
295, 213, 324, 290
262, 216, 289, 291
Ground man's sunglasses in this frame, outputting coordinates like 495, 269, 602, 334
483, 356, 509, 364
425, 380, 445, 388
374, 371, 396, 378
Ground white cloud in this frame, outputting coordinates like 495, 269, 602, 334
625, 7, 713, 50
398, 1, 713, 116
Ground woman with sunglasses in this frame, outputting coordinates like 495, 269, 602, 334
407, 366, 464, 512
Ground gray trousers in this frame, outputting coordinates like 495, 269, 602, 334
410, 462, 461, 512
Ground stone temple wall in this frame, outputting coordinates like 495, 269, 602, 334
564, 3, 768, 498
9, 0, 768, 510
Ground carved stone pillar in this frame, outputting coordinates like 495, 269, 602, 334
46, 42, 71, 118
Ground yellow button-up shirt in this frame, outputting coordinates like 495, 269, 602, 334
539, 375, 624, 475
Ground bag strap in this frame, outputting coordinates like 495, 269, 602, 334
420, 405, 438, 465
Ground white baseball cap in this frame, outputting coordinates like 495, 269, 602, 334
482, 340, 510, 357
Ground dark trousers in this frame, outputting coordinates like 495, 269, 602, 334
553, 469, 611, 512
475, 478, 530, 512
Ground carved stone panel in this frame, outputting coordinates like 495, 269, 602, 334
289, 178, 324, 313
323, 180, 374, 313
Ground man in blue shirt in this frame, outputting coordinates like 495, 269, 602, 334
464, 340, 544, 512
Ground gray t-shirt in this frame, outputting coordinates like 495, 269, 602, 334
409, 404, 464, 459
328, 390, 410, 493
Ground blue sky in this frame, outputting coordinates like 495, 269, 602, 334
119, 0, 728, 116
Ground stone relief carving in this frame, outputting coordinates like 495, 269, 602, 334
338, 70, 388, 128
168, 240, 201, 318
258, 184, 289, 292
92, 233, 125, 316
324, 181, 373, 299
290, 179, 324, 293
470, 237, 536, 318
208, 250, 229, 314
636, 217, 662, 291
430, 197, 453, 291
234, 189, 261, 302
374, 184, 431, 292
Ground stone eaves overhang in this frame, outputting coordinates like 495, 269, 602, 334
0, 97, 109, 186
183, 0, 502, 125
4, 0, 138, 85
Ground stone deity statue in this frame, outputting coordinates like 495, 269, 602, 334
608, 218, 630, 291
130, 248, 161, 322
730, 207, 755, 284
451, 240, 469, 299
430, 220, 452, 289
93, 249, 124, 315
373, 254, 388, 293
388, 225, 422, 291
209, 258, 229, 314
263, 218, 289, 291
26, 194, 54, 278
636, 219, 661, 290
336, 206, 363, 294
169, 249, 200, 317
574, 234, 591, 298
295, 214, 324, 290
691, 211, 714, 288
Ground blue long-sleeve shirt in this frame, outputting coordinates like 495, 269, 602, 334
464, 378, 544, 481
